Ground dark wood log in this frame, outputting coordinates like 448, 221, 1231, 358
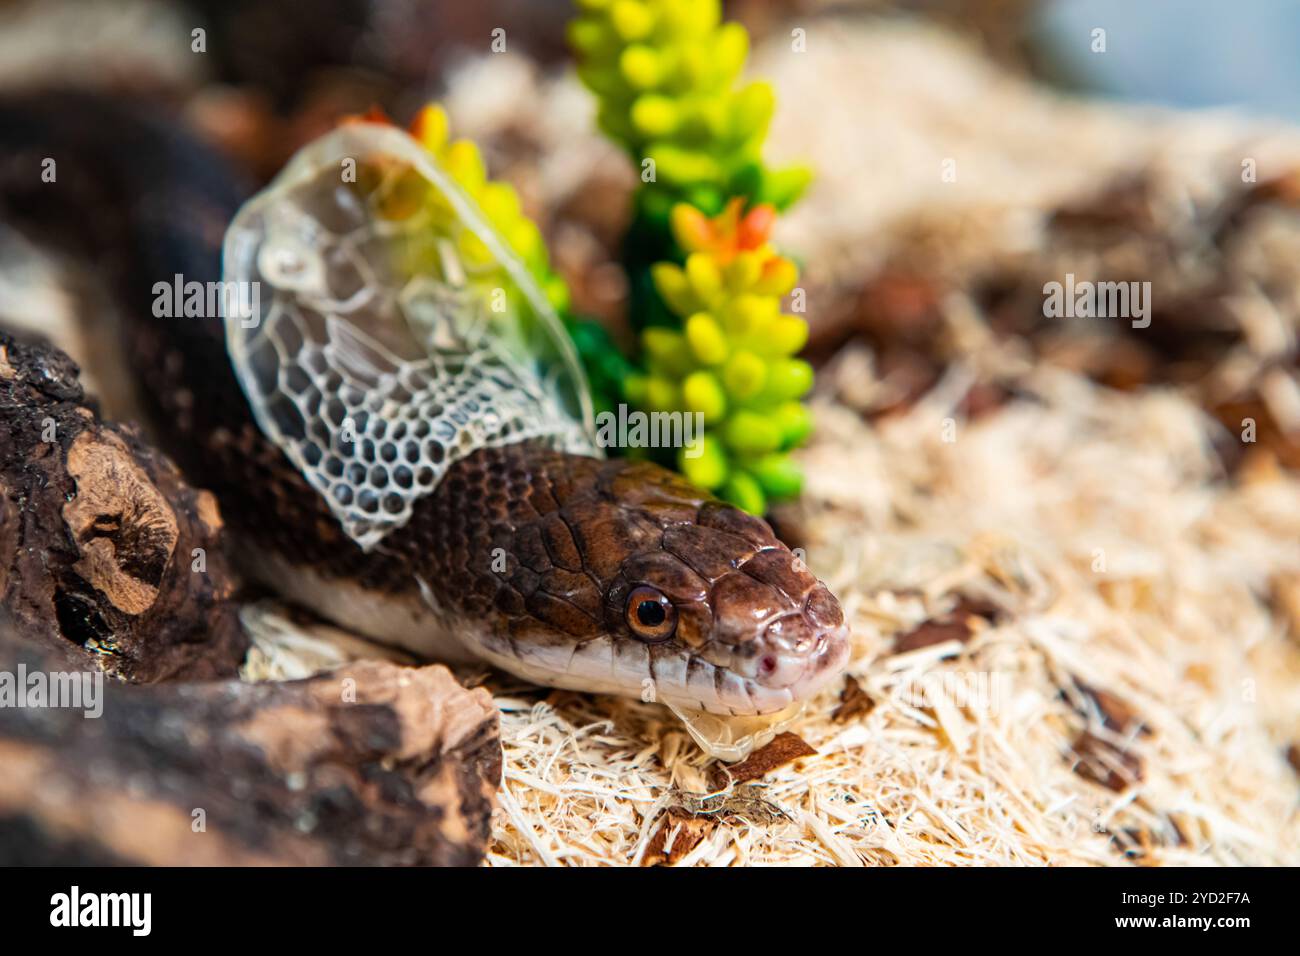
0, 331, 502, 865
0, 329, 246, 681
0, 629, 501, 865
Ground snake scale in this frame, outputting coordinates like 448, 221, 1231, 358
0, 93, 849, 724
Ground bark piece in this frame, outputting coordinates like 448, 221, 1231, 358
643, 809, 715, 867
1071, 731, 1144, 792
892, 594, 1003, 654
893, 617, 973, 654
714, 732, 817, 786
0, 330, 245, 681
831, 674, 875, 724
0, 630, 500, 866
1074, 680, 1150, 738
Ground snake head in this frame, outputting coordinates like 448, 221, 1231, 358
602, 497, 850, 716
487, 457, 851, 717
438, 448, 850, 719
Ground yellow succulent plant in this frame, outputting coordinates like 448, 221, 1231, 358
626, 200, 813, 513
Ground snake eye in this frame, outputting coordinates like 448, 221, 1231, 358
625, 586, 676, 642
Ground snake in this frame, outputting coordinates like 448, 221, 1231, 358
0, 93, 849, 736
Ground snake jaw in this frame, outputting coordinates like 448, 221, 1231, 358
652, 621, 849, 717
759, 621, 852, 708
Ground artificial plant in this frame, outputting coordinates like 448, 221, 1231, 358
569, 0, 815, 514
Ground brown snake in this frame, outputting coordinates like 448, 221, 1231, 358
0, 94, 849, 722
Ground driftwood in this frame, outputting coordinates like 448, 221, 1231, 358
0, 330, 246, 681
0, 330, 502, 864
0, 631, 501, 865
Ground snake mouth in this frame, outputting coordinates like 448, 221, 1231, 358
653, 619, 852, 717
726, 622, 852, 715
773, 622, 853, 701
470, 568, 853, 717
476, 620, 851, 718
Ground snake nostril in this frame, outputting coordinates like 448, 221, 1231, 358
759, 654, 778, 677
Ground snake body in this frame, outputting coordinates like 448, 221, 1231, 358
0, 94, 849, 717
